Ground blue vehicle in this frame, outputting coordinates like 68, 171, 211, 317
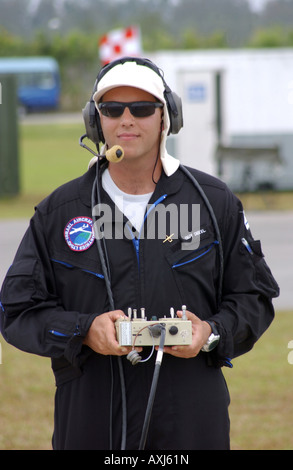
0, 56, 60, 112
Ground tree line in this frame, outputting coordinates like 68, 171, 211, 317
1, 0, 293, 110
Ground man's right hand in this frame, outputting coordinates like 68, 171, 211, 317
83, 310, 139, 356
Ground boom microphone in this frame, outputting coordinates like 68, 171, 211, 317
79, 134, 124, 165
105, 145, 124, 163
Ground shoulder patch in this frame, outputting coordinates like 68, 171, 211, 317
64, 216, 95, 251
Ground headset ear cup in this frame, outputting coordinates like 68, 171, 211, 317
82, 100, 105, 144
96, 113, 105, 144
168, 92, 183, 135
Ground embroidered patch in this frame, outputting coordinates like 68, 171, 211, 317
64, 216, 95, 251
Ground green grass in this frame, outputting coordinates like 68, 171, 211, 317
1, 121, 293, 218
0, 343, 54, 450
223, 310, 293, 450
0, 311, 292, 450
0, 122, 90, 218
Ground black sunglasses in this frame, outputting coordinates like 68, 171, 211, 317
98, 101, 163, 118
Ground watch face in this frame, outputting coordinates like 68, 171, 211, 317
208, 338, 219, 351
206, 333, 220, 351
201, 331, 220, 352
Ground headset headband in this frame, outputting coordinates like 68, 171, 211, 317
98, 57, 161, 82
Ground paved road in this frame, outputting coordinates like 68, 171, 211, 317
244, 211, 293, 311
0, 211, 292, 310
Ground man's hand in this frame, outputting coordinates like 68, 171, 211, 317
83, 310, 140, 356
160, 309, 212, 359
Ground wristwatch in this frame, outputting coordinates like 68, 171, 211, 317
201, 321, 220, 352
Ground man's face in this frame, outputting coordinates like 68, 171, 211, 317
99, 86, 163, 164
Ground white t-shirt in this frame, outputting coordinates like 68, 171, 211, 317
102, 169, 153, 232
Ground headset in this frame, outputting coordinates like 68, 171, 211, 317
82, 56, 184, 146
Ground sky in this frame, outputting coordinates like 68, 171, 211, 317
248, 0, 272, 11
27, 0, 274, 13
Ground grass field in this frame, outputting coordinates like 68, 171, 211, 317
0, 121, 292, 450
1, 121, 293, 218
0, 121, 89, 219
0, 310, 292, 450
224, 310, 293, 450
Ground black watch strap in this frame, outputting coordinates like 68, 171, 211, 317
205, 320, 219, 336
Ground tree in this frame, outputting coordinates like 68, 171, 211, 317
247, 26, 288, 47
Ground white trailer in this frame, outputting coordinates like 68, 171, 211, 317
149, 49, 293, 191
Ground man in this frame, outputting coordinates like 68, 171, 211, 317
0, 57, 279, 450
